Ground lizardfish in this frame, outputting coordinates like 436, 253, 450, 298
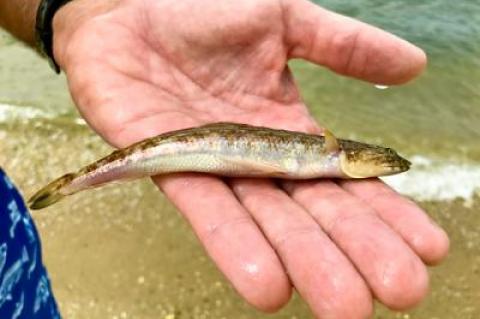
28, 122, 410, 210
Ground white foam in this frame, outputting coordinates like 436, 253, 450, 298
0, 103, 53, 122
382, 155, 480, 202
0, 103, 84, 125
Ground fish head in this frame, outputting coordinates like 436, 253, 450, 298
339, 140, 411, 178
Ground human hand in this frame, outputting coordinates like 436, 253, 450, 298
51, 0, 449, 317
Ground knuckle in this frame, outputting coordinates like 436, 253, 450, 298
271, 226, 322, 251
329, 27, 363, 74
201, 215, 253, 244
238, 185, 283, 208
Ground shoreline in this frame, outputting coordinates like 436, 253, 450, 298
1, 120, 479, 319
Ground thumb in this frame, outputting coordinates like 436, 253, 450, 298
284, 0, 427, 85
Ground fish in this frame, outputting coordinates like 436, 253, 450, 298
28, 122, 411, 210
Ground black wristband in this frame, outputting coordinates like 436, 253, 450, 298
35, 0, 72, 73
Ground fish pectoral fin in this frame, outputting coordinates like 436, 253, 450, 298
324, 129, 340, 153
221, 157, 288, 176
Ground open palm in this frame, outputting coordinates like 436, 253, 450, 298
53, 0, 449, 317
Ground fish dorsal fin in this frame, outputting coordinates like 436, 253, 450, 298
324, 129, 340, 152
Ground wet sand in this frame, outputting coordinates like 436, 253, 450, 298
1, 120, 479, 319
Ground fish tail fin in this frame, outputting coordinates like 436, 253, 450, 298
28, 173, 76, 210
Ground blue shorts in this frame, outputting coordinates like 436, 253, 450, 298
0, 168, 61, 318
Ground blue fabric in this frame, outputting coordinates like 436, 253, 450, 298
0, 168, 61, 319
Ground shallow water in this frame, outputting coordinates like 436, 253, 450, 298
1, 0, 479, 318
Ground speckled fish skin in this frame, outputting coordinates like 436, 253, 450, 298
28, 122, 411, 210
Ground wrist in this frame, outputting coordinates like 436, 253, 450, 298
36, 0, 75, 72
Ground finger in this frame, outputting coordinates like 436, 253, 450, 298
339, 179, 449, 265
284, 0, 427, 84
231, 179, 372, 319
283, 180, 429, 310
152, 174, 291, 312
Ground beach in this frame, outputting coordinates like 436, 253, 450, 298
1, 0, 479, 317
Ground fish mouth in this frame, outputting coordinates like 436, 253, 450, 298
380, 156, 411, 173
